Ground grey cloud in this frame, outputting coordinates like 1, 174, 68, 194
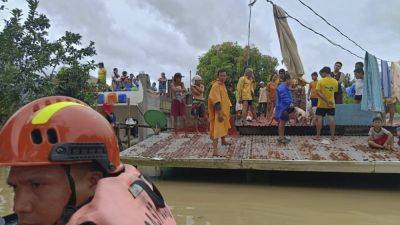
32, 0, 400, 84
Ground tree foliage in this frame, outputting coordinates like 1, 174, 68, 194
0, 0, 97, 125
196, 42, 278, 103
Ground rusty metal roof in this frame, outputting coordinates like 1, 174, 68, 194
121, 133, 400, 173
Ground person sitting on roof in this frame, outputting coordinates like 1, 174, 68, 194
368, 117, 395, 151
0, 96, 176, 225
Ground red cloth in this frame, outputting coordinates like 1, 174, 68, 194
373, 134, 389, 146
102, 103, 113, 114
171, 99, 186, 117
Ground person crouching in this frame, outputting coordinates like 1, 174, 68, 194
368, 117, 395, 151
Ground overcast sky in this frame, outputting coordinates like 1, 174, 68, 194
2, 0, 399, 85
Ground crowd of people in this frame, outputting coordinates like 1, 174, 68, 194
97, 61, 399, 155
97, 62, 141, 91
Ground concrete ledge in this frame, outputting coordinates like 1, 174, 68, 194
122, 157, 400, 174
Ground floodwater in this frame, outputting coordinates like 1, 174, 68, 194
1, 168, 400, 225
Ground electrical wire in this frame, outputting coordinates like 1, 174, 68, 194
296, 0, 388, 62
265, 0, 363, 59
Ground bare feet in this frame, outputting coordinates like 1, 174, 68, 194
312, 136, 321, 141
221, 141, 231, 146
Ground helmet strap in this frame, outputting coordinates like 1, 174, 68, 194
56, 166, 77, 225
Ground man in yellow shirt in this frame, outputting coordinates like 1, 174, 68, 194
208, 69, 232, 156
315, 66, 338, 141
97, 62, 107, 91
237, 68, 256, 122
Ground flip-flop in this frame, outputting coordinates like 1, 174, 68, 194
222, 142, 231, 146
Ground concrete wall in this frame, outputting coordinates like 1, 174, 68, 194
137, 74, 161, 140
324, 104, 379, 126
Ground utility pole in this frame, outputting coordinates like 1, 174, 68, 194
246, 0, 257, 67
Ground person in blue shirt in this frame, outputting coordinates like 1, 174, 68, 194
275, 72, 293, 144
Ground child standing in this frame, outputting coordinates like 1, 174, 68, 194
191, 75, 206, 133
354, 68, 364, 104
258, 81, 268, 118
267, 74, 278, 119
307, 72, 319, 109
368, 117, 395, 151
276, 73, 293, 144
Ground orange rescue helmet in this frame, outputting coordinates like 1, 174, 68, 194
0, 96, 122, 174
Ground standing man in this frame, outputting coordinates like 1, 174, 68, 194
331, 62, 345, 104
97, 62, 107, 91
315, 67, 338, 141
208, 69, 232, 156
237, 68, 256, 122
112, 68, 121, 91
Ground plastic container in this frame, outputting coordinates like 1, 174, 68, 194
107, 93, 118, 105
118, 93, 127, 103
97, 94, 105, 104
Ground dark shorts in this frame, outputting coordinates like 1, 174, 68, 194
191, 101, 205, 118
243, 100, 253, 106
171, 99, 186, 117
354, 95, 362, 101
316, 108, 335, 117
258, 102, 267, 115
334, 93, 343, 104
310, 98, 318, 107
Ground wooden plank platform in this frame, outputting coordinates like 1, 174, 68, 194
121, 133, 400, 173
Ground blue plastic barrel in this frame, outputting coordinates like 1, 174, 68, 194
118, 93, 127, 103
97, 94, 105, 104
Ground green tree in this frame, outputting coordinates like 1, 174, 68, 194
0, 0, 96, 125
197, 42, 278, 104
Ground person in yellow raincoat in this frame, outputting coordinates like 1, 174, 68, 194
208, 69, 232, 156
236, 68, 256, 121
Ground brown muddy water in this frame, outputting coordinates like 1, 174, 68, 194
1, 168, 400, 225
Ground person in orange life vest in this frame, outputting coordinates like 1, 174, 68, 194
0, 96, 176, 225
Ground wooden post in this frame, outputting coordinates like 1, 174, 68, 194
127, 97, 131, 147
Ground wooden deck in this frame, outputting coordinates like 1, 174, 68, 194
121, 133, 400, 173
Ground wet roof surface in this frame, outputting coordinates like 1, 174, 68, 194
122, 133, 400, 162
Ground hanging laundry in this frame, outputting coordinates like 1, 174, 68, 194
391, 61, 400, 102
381, 60, 392, 98
361, 52, 384, 112
273, 5, 304, 78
